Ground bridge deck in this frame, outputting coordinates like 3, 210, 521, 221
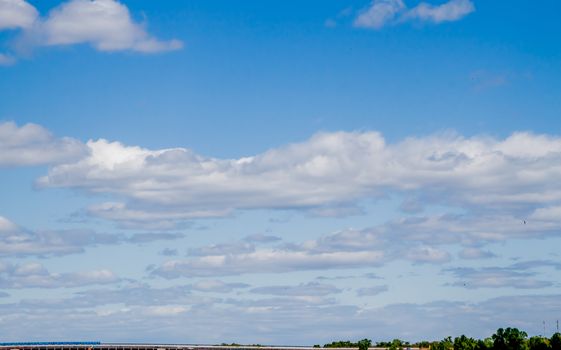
0, 345, 415, 350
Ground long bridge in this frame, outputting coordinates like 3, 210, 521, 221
0, 343, 415, 350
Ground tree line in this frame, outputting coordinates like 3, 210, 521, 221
317, 328, 561, 350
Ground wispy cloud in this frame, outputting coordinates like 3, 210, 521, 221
2, 288, 560, 343
148, 208, 561, 278
354, 0, 475, 29
250, 282, 342, 297
402, 0, 475, 23
0, 261, 119, 289
356, 285, 388, 296
0, 215, 185, 257
446, 266, 554, 289
354, 0, 406, 29
458, 247, 496, 260
150, 249, 386, 278
0, 53, 16, 65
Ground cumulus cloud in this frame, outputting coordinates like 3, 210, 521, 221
0, 121, 87, 166
0, 0, 182, 59
36, 130, 561, 230
0, 0, 38, 30
0, 261, 119, 288
39, 0, 182, 53
354, 0, 474, 29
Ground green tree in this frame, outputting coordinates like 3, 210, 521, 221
431, 337, 454, 350
324, 341, 357, 348
476, 338, 493, 350
492, 328, 528, 350
527, 337, 549, 350
389, 339, 407, 350
551, 334, 561, 350
358, 339, 372, 350
454, 335, 478, 350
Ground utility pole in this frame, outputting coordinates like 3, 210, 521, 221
543, 321, 546, 337
557, 319, 559, 332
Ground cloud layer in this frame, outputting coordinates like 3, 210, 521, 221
1, 287, 560, 344
0, 261, 118, 288
33, 130, 561, 231
0, 215, 184, 257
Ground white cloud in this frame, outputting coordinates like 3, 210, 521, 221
36, 130, 561, 230
87, 201, 228, 230
354, 0, 405, 29
0, 216, 19, 232
148, 206, 561, 278
0, 215, 117, 257
403, 0, 475, 23
0, 215, 184, 257
40, 0, 182, 53
0, 121, 87, 166
354, 0, 475, 29
529, 205, 561, 221
0, 0, 38, 30
0, 261, 119, 288
143, 305, 188, 316
151, 249, 385, 278
2, 288, 561, 343
0, 0, 182, 57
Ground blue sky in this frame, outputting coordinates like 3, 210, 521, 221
1, 0, 561, 344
